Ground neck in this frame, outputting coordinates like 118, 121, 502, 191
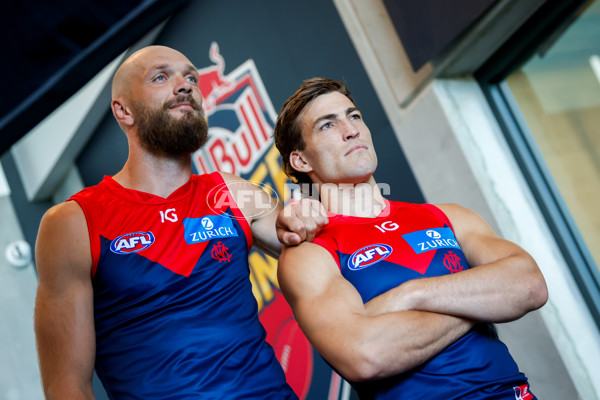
318, 176, 386, 218
113, 144, 193, 198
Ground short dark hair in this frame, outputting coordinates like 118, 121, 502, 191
274, 77, 355, 184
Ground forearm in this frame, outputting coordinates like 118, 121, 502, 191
37, 322, 96, 400
368, 255, 547, 322
314, 309, 473, 382
280, 243, 473, 383
34, 286, 96, 400
44, 380, 95, 400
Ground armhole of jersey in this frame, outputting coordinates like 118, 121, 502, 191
68, 197, 100, 279
422, 203, 455, 231
211, 172, 253, 251
312, 237, 342, 271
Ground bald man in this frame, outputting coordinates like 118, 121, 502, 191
34, 46, 324, 399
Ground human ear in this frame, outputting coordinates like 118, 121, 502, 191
111, 99, 135, 126
290, 150, 313, 173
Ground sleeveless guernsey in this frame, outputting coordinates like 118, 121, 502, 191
69, 172, 296, 400
313, 200, 535, 400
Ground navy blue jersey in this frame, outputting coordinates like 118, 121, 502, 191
313, 200, 535, 400
70, 172, 297, 400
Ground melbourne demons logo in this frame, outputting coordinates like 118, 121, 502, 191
348, 244, 393, 270
193, 42, 277, 175
110, 232, 155, 254
211, 241, 232, 263
443, 250, 464, 273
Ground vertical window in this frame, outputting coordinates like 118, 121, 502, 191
478, 0, 600, 325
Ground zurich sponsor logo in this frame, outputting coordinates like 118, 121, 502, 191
348, 244, 392, 271
110, 232, 155, 254
201, 217, 214, 230
426, 229, 441, 239
402, 227, 460, 254
183, 214, 238, 244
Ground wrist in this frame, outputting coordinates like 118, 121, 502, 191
400, 279, 423, 311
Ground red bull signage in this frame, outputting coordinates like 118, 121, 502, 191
193, 42, 335, 400
194, 42, 276, 176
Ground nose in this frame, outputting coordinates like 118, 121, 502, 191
345, 130, 359, 140
342, 121, 359, 141
175, 76, 193, 95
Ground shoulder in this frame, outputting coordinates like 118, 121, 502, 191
218, 171, 277, 221
280, 242, 340, 277
278, 242, 341, 296
433, 203, 496, 239
70, 177, 109, 197
434, 203, 486, 225
217, 172, 265, 195
36, 201, 92, 280
280, 241, 331, 262
41, 200, 87, 230
218, 171, 250, 186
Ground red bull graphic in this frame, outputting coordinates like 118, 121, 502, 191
194, 42, 275, 176
193, 42, 321, 399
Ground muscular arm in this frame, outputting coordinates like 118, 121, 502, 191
34, 201, 96, 399
366, 204, 548, 322
278, 242, 473, 382
220, 172, 327, 257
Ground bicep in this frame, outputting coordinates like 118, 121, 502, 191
34, 203, 96, 394
278, 243, 366, 356
437, 203, 527, 267
220, 172, 282, 257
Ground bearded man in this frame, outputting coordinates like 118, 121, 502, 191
33, 46, 326, 400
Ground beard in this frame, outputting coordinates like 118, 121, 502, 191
132, 94, 209, 156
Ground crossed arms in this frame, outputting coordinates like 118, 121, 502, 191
277, 203, 548, 382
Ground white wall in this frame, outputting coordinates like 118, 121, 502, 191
0, 193, 43, 400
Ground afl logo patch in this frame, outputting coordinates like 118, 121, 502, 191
110, 232, 155, 254
348, 244, 392, 270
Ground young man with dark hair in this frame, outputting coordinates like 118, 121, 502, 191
274, 77, 548, 399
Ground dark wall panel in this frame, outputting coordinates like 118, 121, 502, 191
383, 0, 498, 70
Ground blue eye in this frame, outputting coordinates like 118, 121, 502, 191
186, 76, 198, 83
320, 122, 332, 130
154, 75, 166, 82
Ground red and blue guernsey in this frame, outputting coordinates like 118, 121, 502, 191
313, 200, 536, 400
69, 172, 297, 400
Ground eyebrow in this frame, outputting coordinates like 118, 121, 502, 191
312, 106, 360, 130
149, 64, 199, 77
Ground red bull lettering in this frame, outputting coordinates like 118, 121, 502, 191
193, 42, 277, 176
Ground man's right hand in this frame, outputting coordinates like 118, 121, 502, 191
277, 198, 329, 245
